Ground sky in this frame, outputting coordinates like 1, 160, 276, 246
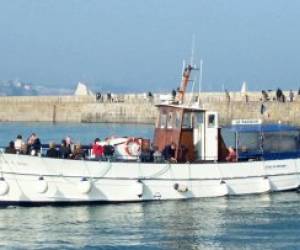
0, 0, 300, 93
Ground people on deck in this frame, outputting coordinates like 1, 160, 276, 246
5, 141, 16, 154
226, 147, 237, 162
162, 142, 177, 162
91, 138, 103, 160
46, 142, 59, 158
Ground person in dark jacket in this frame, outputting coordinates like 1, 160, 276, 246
5, 141, 16, 154
59, 139, 71, 159
162, 142, 176, 162
46, 142, 59, 158
27, 133, 41, 156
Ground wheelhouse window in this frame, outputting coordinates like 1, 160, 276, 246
160, 113, 167, 128
193, 112, 204, 128
175, 111, 181, 128
167, 112, 174, 129
208, 114, 216, 127
182, 112, 192, 128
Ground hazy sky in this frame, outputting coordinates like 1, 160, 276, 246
0, 0, 300, 92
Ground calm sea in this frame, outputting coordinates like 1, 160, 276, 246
0, 122, 300, 249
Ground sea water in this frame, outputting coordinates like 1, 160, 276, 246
0, 122, 300, 249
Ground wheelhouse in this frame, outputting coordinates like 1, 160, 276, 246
153, 104, 221, 162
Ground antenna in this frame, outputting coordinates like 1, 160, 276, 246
181, 60, 186, 78
198, 59, 203, 93
190, 34, 196, 66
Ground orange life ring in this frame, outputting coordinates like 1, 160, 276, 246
125, 137, 141, 156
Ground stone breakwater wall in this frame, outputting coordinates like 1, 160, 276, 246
0, 91, 299, 125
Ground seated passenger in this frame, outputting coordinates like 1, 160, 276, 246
162, 142, 177, 163
72, 144, 85, 160
153, 146, 163, 163
140, 140, 151, 162
5, 141, 16, 154
46, 142, 59, 158
27, 133, 41, 156
178, 144, 188, 163
91, 138, 104, 160
59, 139, 72, 159
226, 146, 237, 162
14, 135, 25, 154
103, 144, 115, 160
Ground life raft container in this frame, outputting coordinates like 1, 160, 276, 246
103, 137, 142, 160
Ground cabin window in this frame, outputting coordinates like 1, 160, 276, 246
193, 112, 203, 128
182, 112, 192, 128
208, 114, 216, 127
175, 111, 181, 128
160, 114, 167, 128
263, 131, 300, 153
167, 112, 173, 129
238, 132, 261, 152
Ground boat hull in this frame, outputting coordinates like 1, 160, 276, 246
0, 153, 299, 204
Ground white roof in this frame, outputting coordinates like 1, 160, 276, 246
156, 103, 206, 111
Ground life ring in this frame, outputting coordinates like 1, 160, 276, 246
125, 138, 141, 156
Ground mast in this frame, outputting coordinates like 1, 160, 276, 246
176, 36, 198, 104
176, 64, 194, 104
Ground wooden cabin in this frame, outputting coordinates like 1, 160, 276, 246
153, 103, 225, 162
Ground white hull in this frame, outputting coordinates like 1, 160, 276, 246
0, 153, 300, 204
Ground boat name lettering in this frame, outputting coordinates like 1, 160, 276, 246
265, 164, 287, 169
16, 161, 28, 166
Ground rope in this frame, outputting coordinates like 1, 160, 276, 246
141, 162, 172, 179
0, 153, 25, 195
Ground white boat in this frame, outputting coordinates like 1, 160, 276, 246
0, 63, 300, 204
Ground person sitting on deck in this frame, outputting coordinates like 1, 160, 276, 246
14, 135, 25, 154
46, 142, 59, 158
72, 144, 86, 160
103, 143, 115, 160
226, 146, 237, 162
27, 133, 41, 156
162, 142, 177, 163
153, 146, 163, 163
59, 139, 72, 159
5, 141, 16, 154
91, 138, 104, 160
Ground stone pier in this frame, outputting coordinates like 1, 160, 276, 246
0, 91, 299, 125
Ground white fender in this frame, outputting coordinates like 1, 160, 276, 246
0, 178, 9, 196
78, 178, 92, 194
261, 176, 271, 192
174, 183, 189, 193
219, 180, 229, 196
131, 180, 143, 197
37, 177, 48, 194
